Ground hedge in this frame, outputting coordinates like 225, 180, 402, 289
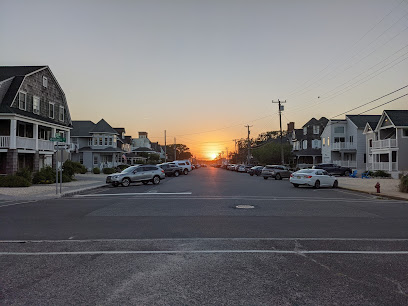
102, 168, 115, 174
93, 167, 100, 174
0, 175, 31, 187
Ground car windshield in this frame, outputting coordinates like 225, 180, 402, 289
297, 169, 314, 173
121, 167, 137, 174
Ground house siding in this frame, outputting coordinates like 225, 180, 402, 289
10, 68, 70, 126
398, 129, 408, 171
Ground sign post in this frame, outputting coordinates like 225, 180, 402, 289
50, 135, 67, 194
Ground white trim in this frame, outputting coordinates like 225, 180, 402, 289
42, 76, 48, 88
48, 102, 55, 119
0, 114, 71, 130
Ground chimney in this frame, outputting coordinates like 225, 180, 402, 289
287, 122, 295, 133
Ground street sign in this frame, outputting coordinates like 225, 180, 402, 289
50, 137, 66, 142
54, 144, 70, 150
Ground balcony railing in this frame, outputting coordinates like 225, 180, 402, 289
38, 139, 55, 151
0, 136, 10, 148
372, 139, 397, 149
331, 142, 356, 151
333, 160, 357, 168
372, 162, 398, 171
16, 137, 36, 149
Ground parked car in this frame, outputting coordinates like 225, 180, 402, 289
170, 160, 192, 174
234, 164, 242, 171
312, 163, 352, 176
237, 165, 246, 172
227, 164, 236, 170
106, 165, 165, 187
261, 165, 292, 180
290, 169, 338, 188
248, 166, 263, 176
158, 163, 182, 177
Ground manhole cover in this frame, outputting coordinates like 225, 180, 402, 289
235, 205, 255, 209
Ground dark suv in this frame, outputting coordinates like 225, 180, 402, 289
262, 165, 292, 180
312, 163, 352, 176
158, 163, 183, 177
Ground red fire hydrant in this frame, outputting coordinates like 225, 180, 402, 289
375, 182, 381, 193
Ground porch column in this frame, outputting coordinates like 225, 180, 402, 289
312, 156, 316, 165
389, 151, 392, 172
66, 130, 71, 144
51, 127, 56, 138
10, 119, 17, 149
340, 151, 344, 161
34, 123, 39, 151
33, 152, 40, 173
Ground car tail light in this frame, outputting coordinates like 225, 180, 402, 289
161, 170, 164, 173
306, 175, 312, 178
290, 174, 293, 177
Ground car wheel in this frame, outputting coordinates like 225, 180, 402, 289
293, 184, 299, 188
152, 176, 160, 185
275, 174, 281, 180
263, 176, 268, 180
250, 173, 253, 176
142, 181, 149, 185
183, 169, 188, 175
121, 178, 130, 187
344, 170, 350, 176
314, 180, 320, 189
333, 180, 338, 188
174, 171, 180, 177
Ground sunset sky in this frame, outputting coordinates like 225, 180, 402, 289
1, 0, 407, 159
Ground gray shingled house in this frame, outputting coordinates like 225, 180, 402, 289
70, 119, 124, 171
0, 66, 72, 174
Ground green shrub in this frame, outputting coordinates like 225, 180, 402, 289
400, 175, 408, 193
33, 166, 56, 184
62, 160, 76, 179
0, 175, 31, 187
102, 168, 115, 174
372, 170, 391, 178
16, 168, 32, 182
93, 167, 100, 174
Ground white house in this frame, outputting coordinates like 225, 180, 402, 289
321, 115, 381, 172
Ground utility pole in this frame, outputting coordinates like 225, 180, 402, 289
164, 130, 167, 163
272, 99, 287, 165
174, 137, 176, 161
226, 147, 229, 163
244, 125, 253, 165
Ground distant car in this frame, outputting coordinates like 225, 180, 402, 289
262, 165, 292, 180
313, 163, 352, 176
158, 163, 182, 177
290, 169, 338, 188
248, 166, 263, 176
106, 165, 165, 187
237, 165, 246, 172
227, 164, 236, 170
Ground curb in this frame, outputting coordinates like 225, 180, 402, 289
61, 184, 108, 198
338, 186, 408, 202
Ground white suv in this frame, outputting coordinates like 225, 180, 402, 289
170, 160, 192, 175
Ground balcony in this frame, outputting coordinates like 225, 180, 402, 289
0, 136, 9, 148
331, 142, 356, 151
333, 160, 357, 168
0, 136, 58, 151
372, 139, 397, 149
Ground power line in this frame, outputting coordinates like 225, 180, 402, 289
358, 93, 408, 115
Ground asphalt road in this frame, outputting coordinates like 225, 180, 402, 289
1, 167, 408, 305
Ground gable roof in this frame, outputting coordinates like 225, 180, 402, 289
0, 66, 47, 82
384, 110, 408, 127
346, 115, 381, 129
302, 117, 328, 128
90, 119, 118, 134
71, 121, 96, 137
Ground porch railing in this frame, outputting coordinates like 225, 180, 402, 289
331, 142, 356, 150
16, 137, 36, 150
372, 162, 398, 171
38, 139, 55, 151
0, 136, 10, 148
372, 139, 397, 149
333, 160, 357, 168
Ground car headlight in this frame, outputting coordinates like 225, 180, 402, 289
113, 175, 120, 179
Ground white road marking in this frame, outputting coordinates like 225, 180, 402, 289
0, 200, 39, 208
1, 250, 408, 256
74, 192, 193, 197
2, 237, 408, 243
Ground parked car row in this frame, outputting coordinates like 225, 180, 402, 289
106, 160, 198, 187
220, 163, 339, 189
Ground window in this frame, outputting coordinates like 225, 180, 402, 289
43, 76, 48, 88
88, 138, 93, 146
302, 140, 308, 149
49, 102, 54, 119
312, 139, 321, 149
79, 154, 84, 164
99, 138, 102, 145
18, 91, 27, 110
59, 106, 64, 121
349, 136, 354, 143
109, 137, 112, 146
33, 96, 40, 114
328, 137, 330, 146
403, 129, 408, 137
313, 125, 319, 134
334, 126, 344, 133
93, 156, 98, 165
303, 127, 307, 135
94, 138, 98, 146
322, 138, 325, 146
104, 138, 108, 146
369, 139, 373, 147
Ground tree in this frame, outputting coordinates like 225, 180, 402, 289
252, 142, 292, 165
165, 144, 192, 161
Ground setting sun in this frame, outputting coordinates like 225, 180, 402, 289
210, 153, 217, 160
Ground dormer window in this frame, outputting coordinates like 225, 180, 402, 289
43, 76, 48, 88
303, 127, 307, 135
18, 91, 27, 110
313, 125, 319, 134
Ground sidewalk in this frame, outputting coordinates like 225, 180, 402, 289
0, 173, 107, 202
337, 177, 408, 201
